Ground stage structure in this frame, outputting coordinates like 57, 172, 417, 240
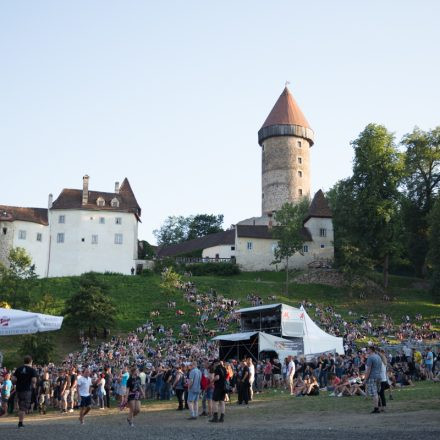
213, 304, 344, 361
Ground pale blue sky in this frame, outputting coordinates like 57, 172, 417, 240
1, 0, 439, 243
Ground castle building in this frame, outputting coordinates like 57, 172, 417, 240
0, 176, 141, 277
158, 86, 335, 270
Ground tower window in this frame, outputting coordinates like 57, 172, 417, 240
115, 217, 122, 225
99, 217, 105, 224
57, 233, 65, 243
114, 233, 123, 244
92, 234, 98, 244
298, 141, 302, 148
298, 157, 302, 164
321, 244, 325, 249
2, 227, 7, 235
298, 189, 303, 196
36, 233, 42, 242
319, 228, 327, 237
298, 171, 303, 178
247, 241, 253, 251
303, 245, 309, 253
18, 230, 26, 240
58, 215, 65, 224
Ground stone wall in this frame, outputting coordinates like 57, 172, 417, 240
261, 135, 310, 214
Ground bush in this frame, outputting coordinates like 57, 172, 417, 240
183, 262, 240, 276
140, 269, 153, 277
153, 258, 179, 274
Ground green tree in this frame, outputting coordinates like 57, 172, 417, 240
19, 333, 55, 365
187, 214, 224, 240
138, 240, 156, 259
349, 124, 404, 288
64, 277, 116, 336
154, 213, 224, 246
428, 197, 440, 302
272, 199, 310, 294
0, 247, 37, 309
401, 127, 440, 276
159, 267, 182, 295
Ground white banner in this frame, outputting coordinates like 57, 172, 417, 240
0, 308, 63, 336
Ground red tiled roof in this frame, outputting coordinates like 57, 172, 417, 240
261, 87, 312, 130
237, 224, 312, 242
51, 178, 141, 216
304, 190, 332, 222
0, 205, 48, 226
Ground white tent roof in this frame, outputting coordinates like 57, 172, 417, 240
300, 306, 344, 355
0, 308, 63, 336
235, 304, 282, 313
212, 331, 258, 341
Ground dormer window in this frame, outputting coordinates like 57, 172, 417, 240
97, 197, 105, 207
111, 198, 120, 208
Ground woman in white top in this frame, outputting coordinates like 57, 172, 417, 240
97, 374, 106, 409
378, 349, 389, 411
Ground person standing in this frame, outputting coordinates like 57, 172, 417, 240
210, 359, 227, 423
287, 356, 296, 395
104, 366, 112, 408
12, 355, 37, 428
187, 361, 202, 420
77, 369, 93, 424
424, 347, 434, 380
172, 365, 185, 411
69, 367, 77, 412
247, 358, 255, 400
125, 367, 143, 427
1, 372, 13, 416
238, 360, 250, 405
37, 371, 51, 415
363, 346, 383, 414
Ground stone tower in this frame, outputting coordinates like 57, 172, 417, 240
258, 87, 314, 215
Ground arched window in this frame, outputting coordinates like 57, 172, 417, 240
97, 197, 105, 207
111, 198, 119, 208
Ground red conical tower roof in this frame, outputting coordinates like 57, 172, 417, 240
261, 87, 312, 130
258, 87, 314, 146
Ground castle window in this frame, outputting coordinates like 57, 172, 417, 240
99, 217, 105, 224
115, 217, 122, 225
18, 230, 26, 240
298, 141, 302, 148
231, 246, 235, 251
298, 188, 303, 196
114, 233, 123, 245
36, 233, 42, 242
320, 244, 325, 249
111, 198, 119, 208
247, 241, 253, 251
303, 245, 309, 253
57, 233, 65, 243
2, 227, 7, 235
91, 234, 98, 244
58, 215, 65, 224
319, 228, 327, 237
97, 197, 105, 207
298, 171, 302, 178
298, 157, 302, 164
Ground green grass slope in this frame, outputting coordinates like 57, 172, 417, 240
1, 271, 438, 368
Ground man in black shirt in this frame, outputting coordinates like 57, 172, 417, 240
210, 359, 227, 423
12, 355, 37, 428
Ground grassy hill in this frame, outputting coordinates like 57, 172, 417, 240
1, 271, 439, 368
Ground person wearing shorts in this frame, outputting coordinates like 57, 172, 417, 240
363, 346, 383, 414
210, 359, 227, 423
77, 369, 92, 424
187, 361, 201, 420
125, 367, 143, 427
12, 355, 37, 428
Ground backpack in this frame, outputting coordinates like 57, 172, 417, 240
201, 374, 209, 391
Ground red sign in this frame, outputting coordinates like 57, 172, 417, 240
0, 317, 10, 327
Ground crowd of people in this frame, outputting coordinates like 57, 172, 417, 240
0, 279, 439, 428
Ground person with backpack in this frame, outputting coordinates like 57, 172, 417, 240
172, 365, 185, 410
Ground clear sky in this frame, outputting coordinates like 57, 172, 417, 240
1, 0, 439, 243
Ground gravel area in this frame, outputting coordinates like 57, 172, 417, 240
1, 405, 439, 440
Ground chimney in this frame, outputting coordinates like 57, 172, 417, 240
82, 175, 89, 205
114, 181, 120, 194
48, 193, 53, 209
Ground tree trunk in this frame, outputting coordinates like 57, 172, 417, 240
383, 254, 389, 289
285, 257, 289, 295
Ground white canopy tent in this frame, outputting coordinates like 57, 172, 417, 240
216, 303, 344, 359
0, 308, 63, 336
